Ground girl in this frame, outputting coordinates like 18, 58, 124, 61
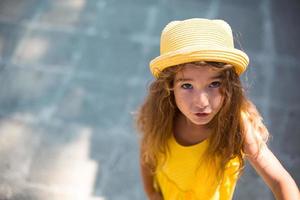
136, 18, 299, 200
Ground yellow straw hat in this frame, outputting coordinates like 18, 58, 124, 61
149, 18, 249, 77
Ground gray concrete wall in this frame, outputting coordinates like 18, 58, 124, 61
0, 0, 299, 199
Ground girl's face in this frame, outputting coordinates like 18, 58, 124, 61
173, 63, 224, 126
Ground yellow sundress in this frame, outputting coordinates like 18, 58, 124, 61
154, 135, 241, 200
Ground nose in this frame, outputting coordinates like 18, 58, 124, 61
194, 90, 209, 109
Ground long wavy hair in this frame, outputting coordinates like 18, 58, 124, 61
136, 61, 269, 181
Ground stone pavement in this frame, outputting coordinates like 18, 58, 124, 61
0, 0, 299, 199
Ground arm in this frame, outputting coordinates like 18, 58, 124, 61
140, 146, 163, 200
246, 145, 299, 200
242, 110, 299, 200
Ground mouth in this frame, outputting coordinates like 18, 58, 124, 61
195, 112, 210, 117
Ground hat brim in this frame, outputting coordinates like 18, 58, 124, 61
149, 45, 249, 77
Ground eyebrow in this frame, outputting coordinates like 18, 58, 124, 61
175, 74, 222, 83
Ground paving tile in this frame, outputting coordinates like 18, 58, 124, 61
240, 52, 269, 100
34, 0, 100, 31
0, 118, 41, 200
240, 54, 300, 119
12, 29, 82, 66
0, 66, 68, 116
51, 74, 145, 137
270, 63, 300, 106
51, 75, 135, 129
0, 23, 24, 61
166, 0, 212, 19
234, 163, 272, 199
0, 0, 40, 24
106, 0, 159, 6
93, 135, 143, 199
217, 4, 264, 52
11, 186, 105, 200
26, 124, 98, 198
95, 4, 150, 37
281, 110, 300, 157
268, 105, 300, 185
150, 0, 213, 37
78, 35, 143, 78
0, 119, 40, 180
272, 0, 300, 58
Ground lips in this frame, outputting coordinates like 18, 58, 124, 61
195, 112, 210, 117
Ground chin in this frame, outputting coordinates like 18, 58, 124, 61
192, 121, 211, 126
189, 117, 213, 126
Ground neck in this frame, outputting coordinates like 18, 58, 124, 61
174, 113, 211, 146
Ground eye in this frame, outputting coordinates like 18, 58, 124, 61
209, 81, 221, 88
181, 83, 193, 89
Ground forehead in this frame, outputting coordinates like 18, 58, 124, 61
175, 63, 222, 79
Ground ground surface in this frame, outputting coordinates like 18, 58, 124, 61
0, 0, 299, 199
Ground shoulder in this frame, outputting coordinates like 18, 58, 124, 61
240, 108, 269, 157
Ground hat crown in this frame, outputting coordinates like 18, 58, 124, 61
149, 18, 249, 77
160, 18, 234, 55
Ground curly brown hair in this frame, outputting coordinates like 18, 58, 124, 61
136, 61, 269, 181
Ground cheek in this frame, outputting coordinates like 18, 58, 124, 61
174, 91, 190, 108
211, 92, 224, 110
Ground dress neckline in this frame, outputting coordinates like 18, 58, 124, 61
171, 133, 209, 150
